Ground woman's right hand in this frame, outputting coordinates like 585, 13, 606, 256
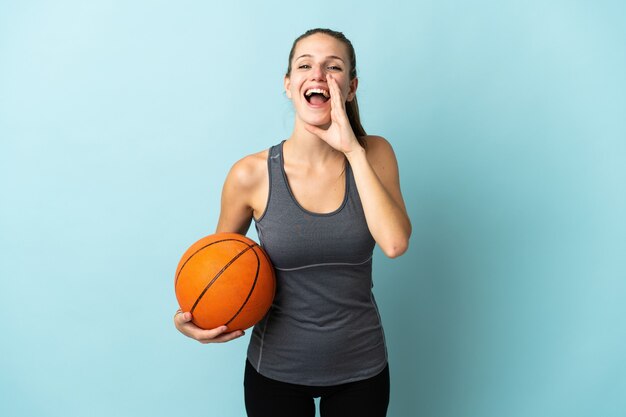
173, 310, 245, 344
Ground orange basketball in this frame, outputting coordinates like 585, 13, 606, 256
174, 233, 276, 331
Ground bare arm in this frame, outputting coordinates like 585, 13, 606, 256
346, 136, 411, 258
174, 153, 267, 342
303, 74, 411, 258
216, 161, 254, 234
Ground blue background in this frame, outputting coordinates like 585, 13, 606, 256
1, 1, 625, 416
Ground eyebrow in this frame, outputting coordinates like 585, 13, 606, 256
295, 54, 345, 63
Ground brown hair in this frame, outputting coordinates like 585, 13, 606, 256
286, 28, 367, 147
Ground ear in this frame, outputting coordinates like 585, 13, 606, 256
347, 77, 358, 102
284, 75, 292, 99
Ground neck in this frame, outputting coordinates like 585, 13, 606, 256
284, 119, 341, 165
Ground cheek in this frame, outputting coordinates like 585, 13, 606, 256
339, 81, 352, 99
285, 77, 303, 99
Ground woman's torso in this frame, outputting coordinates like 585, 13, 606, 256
246, 140, 387, 386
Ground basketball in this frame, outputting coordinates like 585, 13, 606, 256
174, 233, 276, 331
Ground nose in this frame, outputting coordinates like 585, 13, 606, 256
311, 64, 326, 81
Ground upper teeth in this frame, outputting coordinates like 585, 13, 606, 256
305, 88, 330, 98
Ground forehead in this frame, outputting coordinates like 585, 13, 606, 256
293, 33, 349, 61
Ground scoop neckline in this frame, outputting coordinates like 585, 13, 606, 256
279, 140, 350, 217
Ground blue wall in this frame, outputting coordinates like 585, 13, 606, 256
1, 1, 624, 416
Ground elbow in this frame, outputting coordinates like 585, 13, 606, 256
381, 238, 409, 259
379, 222, 412, 258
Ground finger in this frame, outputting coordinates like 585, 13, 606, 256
192, 325, 229, 340
174, 310, 192, 325
327, 74, 339, 107
328, 78, 349, 126
203, 330, 246, 344
328, 75, 345, 111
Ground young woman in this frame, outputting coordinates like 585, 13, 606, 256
174, 28, 411, 417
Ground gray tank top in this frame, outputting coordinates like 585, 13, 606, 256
246, 141, 388, 386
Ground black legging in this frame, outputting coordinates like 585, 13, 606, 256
244, 360, 390, 417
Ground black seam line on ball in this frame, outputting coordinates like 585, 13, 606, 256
190, 243, 256, 314
224, 246, 261, 326
174, 237, 253, 287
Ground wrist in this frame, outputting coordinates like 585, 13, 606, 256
344, 145, 366, 161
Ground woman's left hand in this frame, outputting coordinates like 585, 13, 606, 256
303, 74, 362, 155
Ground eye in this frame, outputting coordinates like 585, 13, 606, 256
327, 65, 342, 71
298, 64, 311, 69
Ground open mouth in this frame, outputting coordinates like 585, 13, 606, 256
304, 88, 330, 106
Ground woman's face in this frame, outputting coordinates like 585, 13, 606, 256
284, 33, 358, 127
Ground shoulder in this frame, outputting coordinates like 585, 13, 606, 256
225, 148, 269, 190
217, 148, 269, 233
361, 135, 398, 169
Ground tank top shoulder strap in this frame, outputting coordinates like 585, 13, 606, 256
345, 159, 354, 196
256, 141, 289, 223
267, 142, 281, 174
267, 140, 288, 193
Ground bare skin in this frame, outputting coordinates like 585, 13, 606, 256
174, 33, 411, 343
